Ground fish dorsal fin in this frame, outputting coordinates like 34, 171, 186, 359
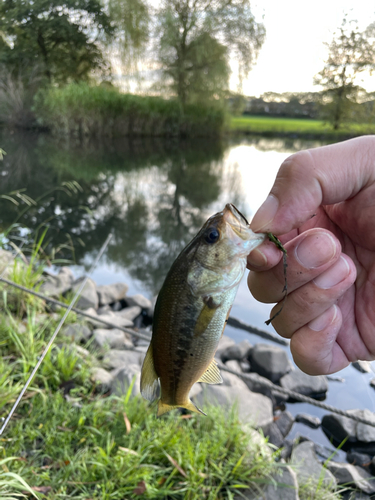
140, 343, 159, 402
198, 359, 223, 384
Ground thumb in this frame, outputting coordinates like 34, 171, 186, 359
250, 136, 375, 235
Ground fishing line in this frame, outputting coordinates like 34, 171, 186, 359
0, 233, 113, 436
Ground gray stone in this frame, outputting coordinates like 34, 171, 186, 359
72, 277, 98, 310
262, 421, 284, 448
87, 312, 134, 329
352, 361, 372, 373
196, 385, 273, 427
233, 466, 298, 500
322, 410, 375, 445
111, 364, 140, 397
97, 305, 112, 315
248, 344, 291, 383
239, 360, 252, 372
97, 283, 128, 306
354, 410, 375, 442
291, 441, 336, 487
93, 328, 133, 349
91, 367, 114, 391
0, 248, 14, 277
326, 461, 375, 494
103, 349, 142, 369
215, 335, 236, 361
125, 294, 152, 310
347, 451, 373, 472
41, 267, 75, 297
222, 340, 252, 362
295, 413, 321, 429
117, 306, 142, 321
224, 359, 242, 373
280, 368, 328, 398
221, 370, 249, 391
275, 410, 294, 437
62, 323, 92, 342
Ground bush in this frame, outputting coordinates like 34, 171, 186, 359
34, 83, 226, 138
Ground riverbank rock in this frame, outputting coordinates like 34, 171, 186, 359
93, 328, 133, 349
195, 385, 273, 427
295, 413, 321, 429
102, 349, 142, 369
326, 461, 375, 494
91, 367, 114, 391
0, 248, 14, 277
97, 283, 128, 306
322, 409, 375, 447
279, 368, 328, 398
62, 323, 92, 342
248, 344, 291, 383
235, 466, 299, 500
222, 340, 252, 362
352, 361, 372, 373
124, 294, 152, 310
111, 365, 141, 397
291, 441, 336, 487
41, 267, 75, 297
72, 277, 98, 310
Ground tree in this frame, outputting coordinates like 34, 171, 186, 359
0, 0, 114, 84
314, 17, 375, 129
109, 0, 265, 106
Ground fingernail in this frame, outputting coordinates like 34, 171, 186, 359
314, 256, 350, 289
248, 248, 267, 268
251, 194, 279, 232
296, 232, 337, 269
308, 305, 338, 331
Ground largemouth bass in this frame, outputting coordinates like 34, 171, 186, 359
140, 204, 265, 416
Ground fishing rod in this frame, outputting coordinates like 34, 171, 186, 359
0, 233, 113, 436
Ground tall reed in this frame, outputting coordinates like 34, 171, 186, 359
34, 83, 226, 138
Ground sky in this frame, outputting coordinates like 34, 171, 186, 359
237, 0, 375, 96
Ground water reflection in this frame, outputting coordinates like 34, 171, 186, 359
0, 131, 227, 293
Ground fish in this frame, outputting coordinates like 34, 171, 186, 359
140, 203, 266, 416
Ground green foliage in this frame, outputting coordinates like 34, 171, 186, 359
314, 17, 375, 130
108, 0, 265, 105
0, 0, 114, 84
229, 115, 373, 138
34, 82, 227, 137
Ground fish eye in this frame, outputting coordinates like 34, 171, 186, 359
204, 227, 220, 244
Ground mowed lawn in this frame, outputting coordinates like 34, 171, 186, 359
229, 115, 374, 137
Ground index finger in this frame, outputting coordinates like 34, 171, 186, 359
250, 136, 375, 235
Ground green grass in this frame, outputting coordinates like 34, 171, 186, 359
0, 232, 345, 499
229, 115, 375, 138
33, 83, 226, 138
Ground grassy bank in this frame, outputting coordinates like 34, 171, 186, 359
33, 83, 226, 138
0, 240, 345, 499
229, 115, 375, 139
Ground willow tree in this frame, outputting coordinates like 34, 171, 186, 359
314, 18, 375, 129
109, 0, 265, 106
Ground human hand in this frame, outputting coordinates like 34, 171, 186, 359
247, 136, 375, 375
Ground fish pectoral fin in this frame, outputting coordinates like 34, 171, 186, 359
140, 343, 159, 402
194, 299, 221, 337
157, 399, 206, 417
197, 358, 223, 384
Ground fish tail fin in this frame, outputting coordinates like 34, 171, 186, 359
157, 399, 206, 417
140, 343, 159, 402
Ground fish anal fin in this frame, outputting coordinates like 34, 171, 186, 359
157, 399, 206, 417
140, 343, 159, 402
197, 358, 223, 384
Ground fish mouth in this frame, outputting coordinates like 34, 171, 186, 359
223, 204, 250, 239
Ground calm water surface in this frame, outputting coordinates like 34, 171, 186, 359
1, 130, 374, 453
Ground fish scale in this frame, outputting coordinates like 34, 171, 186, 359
140, 204, 266, 416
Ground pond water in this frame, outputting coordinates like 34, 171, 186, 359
1, 129, 374, 454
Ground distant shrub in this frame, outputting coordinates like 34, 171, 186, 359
33, 83, 226, 138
